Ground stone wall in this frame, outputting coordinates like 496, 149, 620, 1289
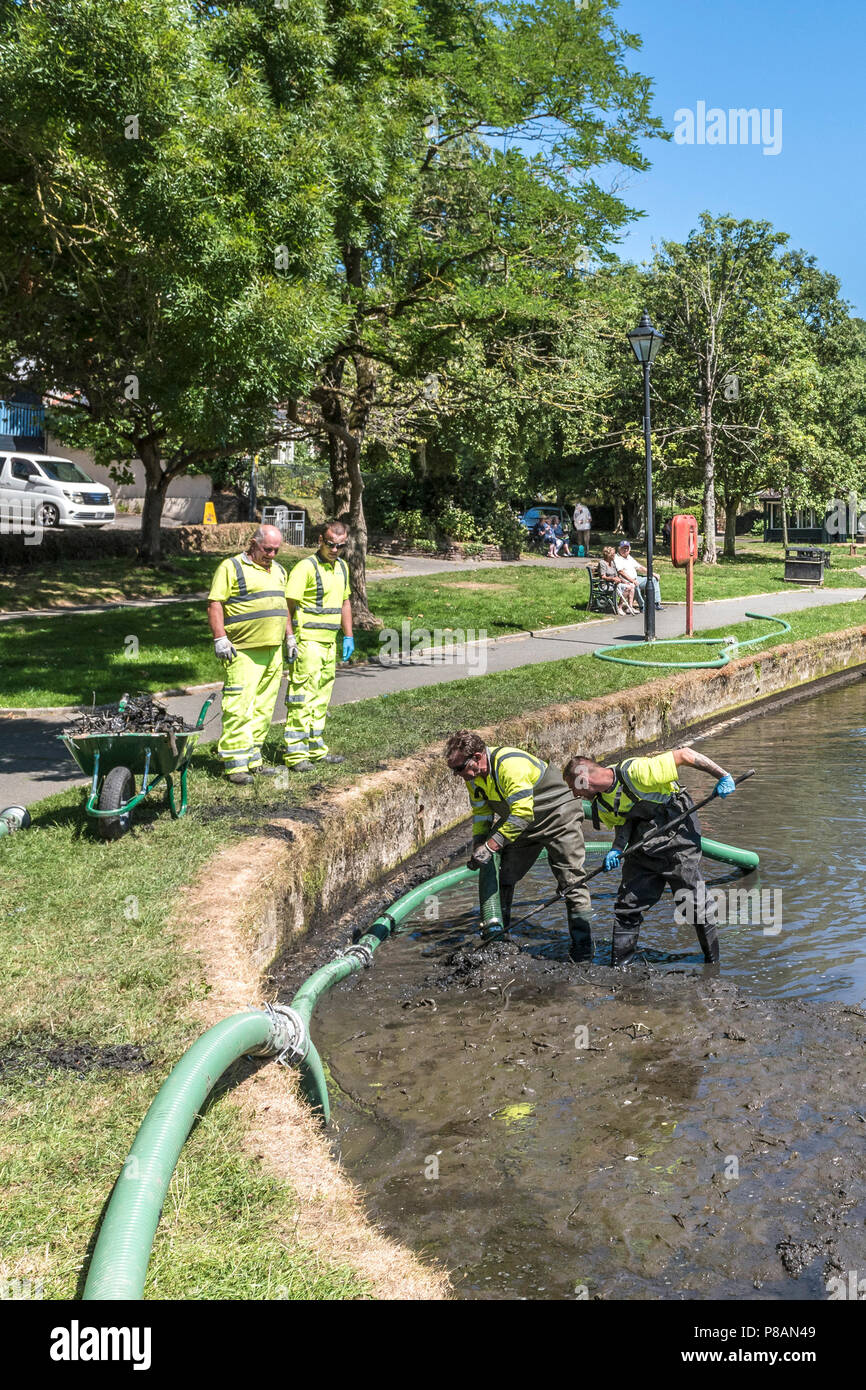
0, 521, 273, 566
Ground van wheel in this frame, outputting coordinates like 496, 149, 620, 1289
37, 502, 60, 528
96, 766, 135, 840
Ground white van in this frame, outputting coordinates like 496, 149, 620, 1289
0, 452, 115, 528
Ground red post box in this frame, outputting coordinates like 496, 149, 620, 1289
671, 513, 698, 567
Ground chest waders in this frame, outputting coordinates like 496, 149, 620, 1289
596, 767, 719, 967
489, 761, 594, 962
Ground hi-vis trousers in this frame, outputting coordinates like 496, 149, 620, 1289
283, 639, 337, 765
218, 645, 283, 774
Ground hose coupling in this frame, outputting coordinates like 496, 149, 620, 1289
337, 941, 375, 969
258, 1003, 309, 1067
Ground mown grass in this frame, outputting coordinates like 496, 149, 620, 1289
0, 548, 394, 612
0, 798, 370, 1300
2, 552, 863, 706
1, 598, 862, 1298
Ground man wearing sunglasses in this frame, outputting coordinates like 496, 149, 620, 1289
444, 730, 593, 961
283, 521, 354, 768
208, 524, 293, 784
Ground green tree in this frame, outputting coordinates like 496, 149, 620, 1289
0, 0, 338, 559
217, 0, 664, 623
645, 214, 793, 562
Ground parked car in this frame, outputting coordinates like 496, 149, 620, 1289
517, 504, 573, 534
0, 452, 115, 528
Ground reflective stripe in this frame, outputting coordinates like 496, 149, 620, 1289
618, 758, 674, 806
302, 620, 341, 630
285, 693, 306, 704
224, 608, 290, 625
222, 685, 243, 693
228, 590, 286, 604
230, 556, 248, 598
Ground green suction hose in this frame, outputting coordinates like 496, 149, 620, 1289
84, 1009, 284, 1300
593, 613, 791, 669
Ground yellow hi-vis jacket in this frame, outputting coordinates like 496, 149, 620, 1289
286, 554, 351, 644
468, 745, 547, 844
208, 553, 289, 649
592, 752, 681, 839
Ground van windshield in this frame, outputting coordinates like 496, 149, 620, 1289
37, 459, 95, 484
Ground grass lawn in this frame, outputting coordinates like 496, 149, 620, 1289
2, 599, 862, 1298
0, 547, 394, 612
1, 549, 863, 707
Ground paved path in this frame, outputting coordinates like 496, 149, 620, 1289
1, 582, 862, 810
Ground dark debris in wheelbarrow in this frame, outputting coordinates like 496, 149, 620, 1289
63, 693, 190, 737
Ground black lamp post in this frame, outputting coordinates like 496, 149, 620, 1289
626, 310, 664, 641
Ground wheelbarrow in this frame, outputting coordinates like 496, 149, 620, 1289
59, 695, 216, 840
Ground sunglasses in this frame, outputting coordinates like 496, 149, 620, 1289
323, 538, 347, 549
450, 754, 478, 774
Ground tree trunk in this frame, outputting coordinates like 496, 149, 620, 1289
700, 387, 717, 563
625, 496, 643, 540
138, 439, 171, 563
320, 354, 381, 629
780, 493, 789, 549
723, 495, 738, 558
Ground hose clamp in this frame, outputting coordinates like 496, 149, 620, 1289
259, 1003, 310, 1067
337, 941, 375, 969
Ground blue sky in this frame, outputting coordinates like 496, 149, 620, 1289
611, 0, 865, 312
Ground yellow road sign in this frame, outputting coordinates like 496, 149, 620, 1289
203, 501, 217, 525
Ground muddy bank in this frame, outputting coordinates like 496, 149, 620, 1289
308, 922, 866, 1299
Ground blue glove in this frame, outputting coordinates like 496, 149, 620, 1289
604, 848, 622, 872
715, 774, 736, 798
342, 635, 355, 661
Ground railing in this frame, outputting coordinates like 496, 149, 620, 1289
261, 504, 305, 547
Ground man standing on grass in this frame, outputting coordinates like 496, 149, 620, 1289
208, 524, 294, 785
563, 747, 736, 966
445, 730, 594, 961
283, 521, 354, 769
572, 500, 592, 556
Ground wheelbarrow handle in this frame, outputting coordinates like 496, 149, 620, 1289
194, 694, 218, 730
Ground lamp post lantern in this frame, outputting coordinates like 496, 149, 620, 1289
626, 311, 664, 641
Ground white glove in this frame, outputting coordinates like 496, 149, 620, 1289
214, 636, 237, 661
285, 634, 298, 663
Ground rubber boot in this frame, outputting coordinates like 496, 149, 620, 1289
694, 922, 720, 964
567, 908, 594, 963
611, 922, 640, 967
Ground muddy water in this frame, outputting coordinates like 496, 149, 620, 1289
306, 678, 866, 1299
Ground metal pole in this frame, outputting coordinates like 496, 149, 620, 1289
643, 361, 656, 642
686, 557, 694, 636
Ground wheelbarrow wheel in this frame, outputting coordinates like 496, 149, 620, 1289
97, 765, 134, 840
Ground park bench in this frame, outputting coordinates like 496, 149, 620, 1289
586, 566, 620, 615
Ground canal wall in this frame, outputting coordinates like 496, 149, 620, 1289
180, 622, 866, 970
